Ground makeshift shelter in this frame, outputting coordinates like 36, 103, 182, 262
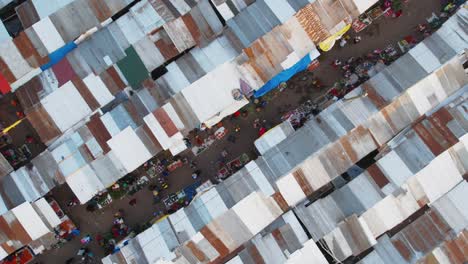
107, 127, 152, 173
181, 62, 250, 127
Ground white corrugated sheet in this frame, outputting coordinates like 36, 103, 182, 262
12, 202, 50, 240
353, 0, 379, 13
138, 224, 176, 262
116, 13, 145, 45
168, 208, 197, 239
0, 40, 33, 79
408, 42, 441, 73
32, 0, 74, 18
66, 165, 104, 203
255, 121, 295, 155
83, 74, 115, 106
264, 0, 295, 23
143, 113, 184, 150
232, 192, 282, 235
0, 21, 10, 43
409, 150, 463, 203
432, 181, 468, 233
245, 161, 275, 196
41, 81, 92, 132
131, 0, 164, 33
107, 127, 152, 173
34, 198, 61, 227
286, 239, 328, 264
162, 103, 185, 130
32, 17, 66, 53
276, 173, 307, 206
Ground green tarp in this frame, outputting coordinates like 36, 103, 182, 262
117, 46, 149, 87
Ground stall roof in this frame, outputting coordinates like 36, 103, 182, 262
41, 81, 92, 132
107, 127, 152, 173
11, 202, 50, 241
0, 21, 10, 43
181, 62, 249, 126
286, 239, 328, 264
66, 164, 104, 204
31, 16, 66, 53
33, 198, 61, 228
31, 0, 74, 19
255, 121, 295, 155
117, 46, 149, 87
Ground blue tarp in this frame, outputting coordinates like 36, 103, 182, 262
40, 42, 77, 71
253, 53, 312, 98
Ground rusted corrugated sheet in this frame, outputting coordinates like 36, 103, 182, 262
0, 57, 15, 83
362, 83, 387, 110
366, 164, 389, 189
15, 76, 43, 111
442, 235, 467, 263
153, 108, 178, 137
26, 105, 61, 144
151, 29, 179, 60
413, 122, 445, 156
428, 107, 458, 146
87, 0, 113, 22
182, 14, 201, 45
108, 66, 127, 90
15, 1, 40, 28
0, 215, 32, 245
200, 226, 230, 258
272, 192, 289, 212
248, 244, 266, 264
142, 123, 163, 152
71, 76, 100, 111
86, 113, 111, 154
272, 229, 288, 253
13, 31, 49, 68
163, 17, 196, 52
52, 58, 77, 87
295, 3, 330, 43
292, 169, 314, 196
391, 210, 452, 262
186, 241, 207, 262
100, 66, 126, 95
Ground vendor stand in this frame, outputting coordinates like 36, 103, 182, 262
217, 153, 250, 180
0, 247, 34, 264
167, 160, 183, 172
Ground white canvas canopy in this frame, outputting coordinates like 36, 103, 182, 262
181, 62, 249, 127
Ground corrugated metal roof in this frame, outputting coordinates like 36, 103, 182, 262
49, 0, 99, 43
75, 27, 126, 74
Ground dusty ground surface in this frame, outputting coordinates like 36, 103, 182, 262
34, 0, 445, 263
0, 93, 45, 169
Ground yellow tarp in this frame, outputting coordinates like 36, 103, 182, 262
319, 24, 352, 52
